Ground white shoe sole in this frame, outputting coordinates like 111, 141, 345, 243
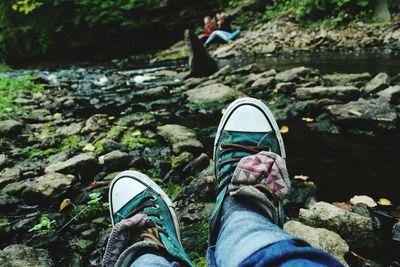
109, 170, 182, 242
213, 97, 286, 161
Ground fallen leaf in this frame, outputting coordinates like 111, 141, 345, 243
305, 181, 315, 185
272, 89, 278, 93
269, 99, 276, 105
302, 117, 314, 123
59, 198, 72, 212
158, 108, 167, 112
350, 195, 377, 208
280, 125, 289, 134
294, 175, 310, 181
377, 198, 392, 206
333, 202, 353, 212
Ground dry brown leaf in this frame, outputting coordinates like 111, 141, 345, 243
269, 99, 276, 105
294, 175, 310, 181
59, 198, 72, 212
280, 125, 289, 134
333, 202, 353, 212
377, 198, 392, 206
302, 117, 314, 123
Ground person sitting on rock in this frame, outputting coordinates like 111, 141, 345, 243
198, 16, 216, 43
204, 13, 240, 47
101, 97, 344, 267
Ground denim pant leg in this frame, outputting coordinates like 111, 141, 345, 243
207, 197, 292, 267
204, 30, 231, 45
131, 251, 180, 267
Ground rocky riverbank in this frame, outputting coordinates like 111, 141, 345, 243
154, 18, 400, 62
0, 62, 399, 266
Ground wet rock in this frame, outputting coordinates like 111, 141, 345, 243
0, 244, 54, 267
287, 180, 317, 207
0, 167, 21, 187
45, 153, 98, 177
299, 201, 375, 249
186, 83, 237, 107
117, 112, 155, 127
24, 109, 52, 123
251, 77, 275, 91
157, 124, 203, 154
363, 73, 390, 96
232, 64, 261, 75
179, 162, 215, 202
246, 69, 277, 86
81, 114, 109, 133
0, 154, 7, 168
134, 86, 168, 101
276, 82, 296, 94
323, 73, 371, 86
296, 86, 360, 101
284, 221, 349, 266
22, 173, 76, 203
98, 150, 129, 171
276, 67, 317, 82
56, 122, 83, 137
0, 120, 24, 136
376, 85, 400, 104
45, 152, 69, 165
328, 97, 397, 130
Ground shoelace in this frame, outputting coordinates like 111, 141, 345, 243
102, 196, 169, 267
218, 143, 270, 192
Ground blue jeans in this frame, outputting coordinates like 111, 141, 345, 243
131, 197, 343, 267
204, 30, 231, 46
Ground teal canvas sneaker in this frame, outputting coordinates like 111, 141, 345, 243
209, 97, 290, 245
102, 170, 193, 267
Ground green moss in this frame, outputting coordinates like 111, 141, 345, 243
61, 135, 85, 152
75, 239, 95, 253
162, 184, 183, 201
0, 63, 12, 72
193, 257, 207, 267
106, 126, 125, 140
0, 76, 43, 118
154, 48, 189, 62
181, 221, 208, 265
120, 129, 157, 150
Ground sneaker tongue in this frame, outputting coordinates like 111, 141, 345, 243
229, 131, 266, 146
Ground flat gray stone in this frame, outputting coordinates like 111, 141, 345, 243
186, 83, 236, 106
45, 153, 97, 174
56, 122, 83, 136
23, 173, 76, 202
328, 97, 397, 130
0, 120, 24, 136
323, 73, 371, 85
284, 220, 349, 266
0, 244, 54, 267
376, 85, 400, 104
363, 72, 390, 95
299, 202, 375, 249
81, 114, 109, 133
296, 86, 360, 101
157, 124, 203, 154
276, 67, 317, 82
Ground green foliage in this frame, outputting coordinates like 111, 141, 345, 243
264, 0, 374, 25
0, 63, 12, 72
181, 221, 209, 266
61, 134, 85, 152
73, 192, 109, 220
0, 0, 147, 62
120, 129, 157, 150
29, 216, 55, 235
0, 76, 43, 118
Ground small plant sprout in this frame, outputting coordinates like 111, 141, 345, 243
29, 216, 56, 235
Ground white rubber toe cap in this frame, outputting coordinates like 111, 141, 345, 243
110, 177, 147, 214
224, 104, 272, 132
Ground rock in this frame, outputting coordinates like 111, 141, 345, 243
246, 70, 277, 85
276, 82, 296, 94
186, 83, 237, 106
22, 173, 76, 203
287, 180, 316, 207
185, 29, 218, 77
299, 202, 374, 249
134, 86, 168, 101
363, 73, 390, 96
328, 97, 397, 131
157, 124, 203, 154
323, 73, 371, 86
24, 109, 52, 122
276, 67, 317, 82
81, 114, 109, 133
0, 154, 7, 168
0, 244, 54, 267
0, 167, 21, 187
0, 120, 24, 136
232, 64, 261, 75
117, 112, 155, 127
296, 86, 360, 101
251, 77, 275, 90
56, 122, 83, 136
44, 153, 98, 177
98, 150, 129, 171
376, 85, 400, 104
284, 221, 349, 266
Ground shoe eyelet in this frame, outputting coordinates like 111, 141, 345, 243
167, 236, 172, 241
159, 216, 164, 221
150, 195, 157, 201
153, 204, 160, 209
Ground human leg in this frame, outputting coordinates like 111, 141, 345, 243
204, 30, 231, 46
207, 97, 343, 267
102, 170, 193, 267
